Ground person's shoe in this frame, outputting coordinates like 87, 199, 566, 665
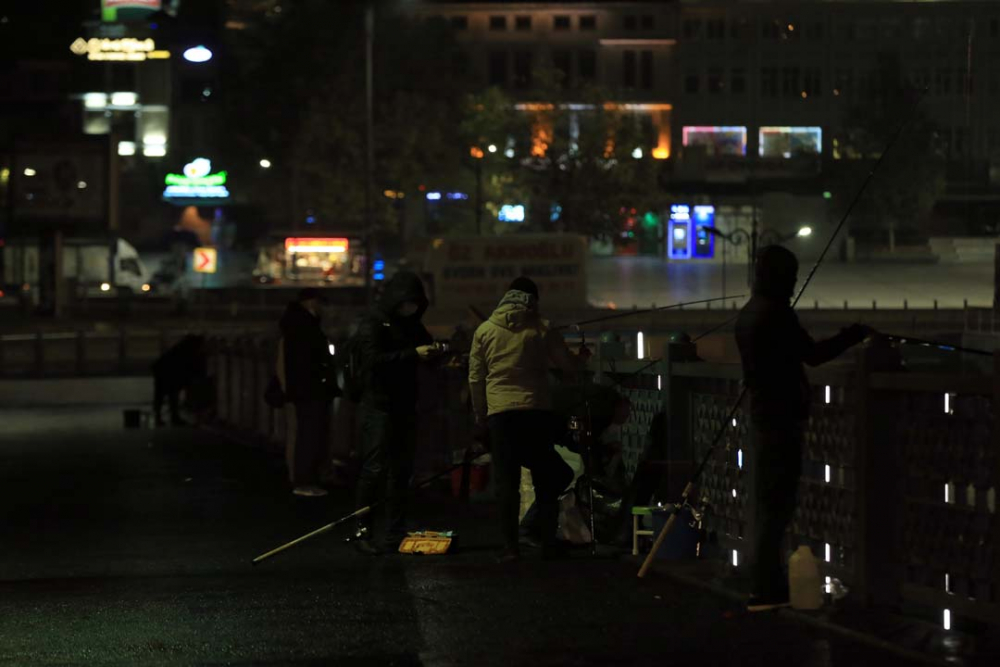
746, 594, 791, 613
495, 547, 520, 564
292, 486, 328, 498
518, 534, 543, 550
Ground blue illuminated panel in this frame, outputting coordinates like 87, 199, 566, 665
668, 205, 692, 260
692, 205, 716, 259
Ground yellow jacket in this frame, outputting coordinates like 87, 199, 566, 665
468, 290, 579, 419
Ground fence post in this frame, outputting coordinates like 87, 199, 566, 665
854, 341, 904, 608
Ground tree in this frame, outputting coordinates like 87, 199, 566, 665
828, 54, 946, 250
220, 2, 469, 238
459, 76, 661, 238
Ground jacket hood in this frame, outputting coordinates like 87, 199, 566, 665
280, 301, 318, 333
488, 289, 540, 331
753, 245, 798, 302
376, 270, 429, 320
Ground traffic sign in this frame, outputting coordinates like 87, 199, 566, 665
194, 247, 217, 274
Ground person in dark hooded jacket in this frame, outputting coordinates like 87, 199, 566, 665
350, 270, 438, 553
279, 288, 339, 498
735, 245, 871, 611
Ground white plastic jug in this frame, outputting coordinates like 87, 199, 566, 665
788, 545, 824, 610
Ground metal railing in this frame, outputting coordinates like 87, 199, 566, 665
201, 331, 998, 628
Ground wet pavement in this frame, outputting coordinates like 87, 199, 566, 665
0, 406, 958, 666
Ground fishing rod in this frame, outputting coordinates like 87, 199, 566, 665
555, 295, 745, 331
638, 88, 930, 579
252, 450, 490, 565
881, 333, 993, 357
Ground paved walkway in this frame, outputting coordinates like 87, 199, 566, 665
0, 406, 980, 666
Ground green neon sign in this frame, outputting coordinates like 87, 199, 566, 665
164, 171, 228, 187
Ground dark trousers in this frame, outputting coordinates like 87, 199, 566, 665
751, 425, 804, 599
292, 400, 331, 487
489, 409, 573, 551
153, 375, 180, 424
355, 404, 416, 544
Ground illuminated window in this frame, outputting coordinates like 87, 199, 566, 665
489, 16, 506, 31
682, 126, 748, 157
580, 15, 597, 31
554, 16, 570, 31
759, 127, 822, 158
515, 15, 531, 31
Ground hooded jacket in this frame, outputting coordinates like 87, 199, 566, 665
355, 271, 433, 411
279, 301, 338, 403
468, 289, 579, 419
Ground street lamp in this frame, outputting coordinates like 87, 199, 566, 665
705, 225, 812, 288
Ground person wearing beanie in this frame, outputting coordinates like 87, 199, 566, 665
468, 276, 586, 562
735, 246, 872, 611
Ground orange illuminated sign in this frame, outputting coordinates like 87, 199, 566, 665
285, 237, 349, 254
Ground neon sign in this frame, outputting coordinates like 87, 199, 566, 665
70, 37, 169, 62
758, 126, 822, 158
285, 238, 350, 254
163, 158, 230, 199
682, 126, 748, 156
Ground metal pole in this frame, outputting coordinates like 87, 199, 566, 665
475, 158, 483, 235
364, 4, 375, 303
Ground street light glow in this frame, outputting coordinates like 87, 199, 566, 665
488, 144, 497, 153
183, 46, 213, 63
260, 159, 272, 169
798, 226, 813, 238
